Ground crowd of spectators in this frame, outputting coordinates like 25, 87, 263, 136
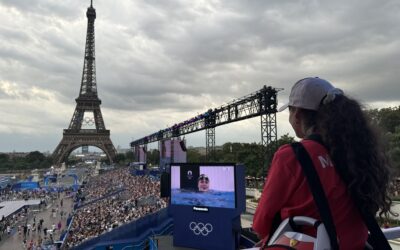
77, 169, 128, 204
0, 207, 30, 241
0, 189, 53, 245
0, 188, 52, 203
65, 168, 167, 248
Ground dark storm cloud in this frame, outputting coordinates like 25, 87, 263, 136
90, 0, 400, 112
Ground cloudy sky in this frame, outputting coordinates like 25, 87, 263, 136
0, 0, 399, 153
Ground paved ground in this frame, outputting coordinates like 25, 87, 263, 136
0, 193, 74, 250
241, 200, 256, 228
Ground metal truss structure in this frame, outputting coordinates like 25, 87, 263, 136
261, 113, 277, 172
130, 85, 279, 165
53, 1, 117, 166
206, 127, 216, 161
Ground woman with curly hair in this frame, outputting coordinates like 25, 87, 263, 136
253, 77, 392, 249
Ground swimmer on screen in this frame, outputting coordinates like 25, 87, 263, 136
197, 174, 209, 192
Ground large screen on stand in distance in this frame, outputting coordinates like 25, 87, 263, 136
170, 163, 236, 209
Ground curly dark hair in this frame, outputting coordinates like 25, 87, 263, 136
302, 94, 392, 217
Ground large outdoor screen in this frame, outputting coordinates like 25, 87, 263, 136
170, 163, 236, 209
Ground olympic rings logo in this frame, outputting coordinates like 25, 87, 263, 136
83, 117, 95, 125
189, 222, 213, 236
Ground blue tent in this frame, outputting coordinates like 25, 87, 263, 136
12, 181, 40, 190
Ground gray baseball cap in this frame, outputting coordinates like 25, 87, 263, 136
278, 77, 336, 111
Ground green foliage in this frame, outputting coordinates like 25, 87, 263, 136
387, 127, 400, 173
26, 151, 45, 163
184, 134, 296, 178
367, 106, 400, 133
0, 154, 12, 169
187, 148, 205, 162
115, 153, 126, 163
147, 149, 160, 166
125, 151, 135, 162
0, 153, 10, 162
366, 106, 400, 173
0, 151, 52, 171
39, 156, 53, 169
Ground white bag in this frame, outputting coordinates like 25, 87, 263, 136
265, 216, 331, 250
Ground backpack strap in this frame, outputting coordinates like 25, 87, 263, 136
362, 210, 392, 249
301, 137, 392, 250
291, 142, 339, 250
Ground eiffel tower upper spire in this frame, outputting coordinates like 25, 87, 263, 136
79, 0, 97, 98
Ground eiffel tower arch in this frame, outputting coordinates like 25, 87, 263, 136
52, 1, 117, 166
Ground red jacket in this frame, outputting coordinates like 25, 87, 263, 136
253, 139, 368, 249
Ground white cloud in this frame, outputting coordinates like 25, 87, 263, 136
0, 80, 71, 135
0, 0, 399, 152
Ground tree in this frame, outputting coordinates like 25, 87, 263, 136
366, 107, 400, 173
212, 134, 296, 178
26, 151, 46, 163
366, 106, 400, 133
115, 153, 126, 164
39, 156, 53, 169
24, 151, 46, 169
387, 126, 400, 174
147, 149, 160, 166
0, 153, 12, 169
187, 148, 205, 162
125, 151, 135, 162
0, 153, 9, 162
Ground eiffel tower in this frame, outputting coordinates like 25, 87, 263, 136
52, 0, 117, 166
